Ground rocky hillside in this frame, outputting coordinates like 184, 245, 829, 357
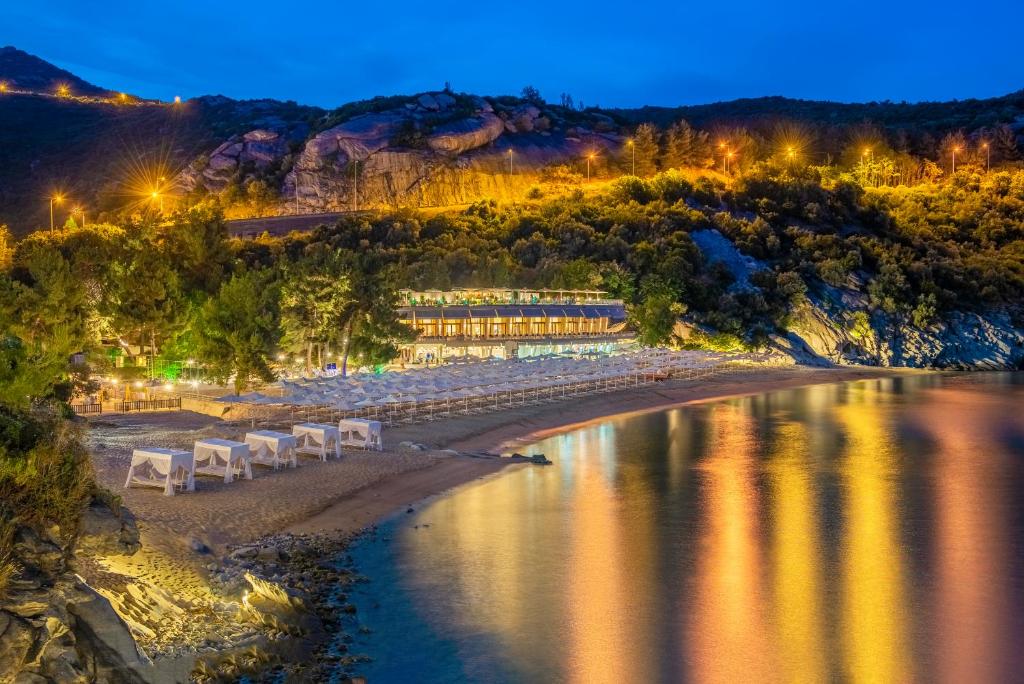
0, 46, 111, 96
4, 46, 1024, 232
178, 91, 628, 213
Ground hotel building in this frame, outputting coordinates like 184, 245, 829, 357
397, 288, 632, 361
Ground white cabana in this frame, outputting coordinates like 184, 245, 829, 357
125, 448, 195, 496
338, 418, 383, 451
292, 423, 341, 460
193, 439, 253, 483
245, 430, 299, 469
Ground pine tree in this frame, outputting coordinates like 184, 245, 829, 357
664, 120, 711, 169
632, 123, 660, 177
994, 124, 1020, 161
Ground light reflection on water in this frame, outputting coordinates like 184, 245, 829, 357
348, 374, 1024, 683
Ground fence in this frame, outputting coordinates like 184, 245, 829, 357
70, 397, 182, 415
118, 398, 181, 412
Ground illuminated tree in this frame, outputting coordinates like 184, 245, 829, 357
0, 225, 12, 272
631, 123, 660, 177
627, 278, 686, 347
194, 269, 281, 394
162, 203, 232, 295
664, 120, 711, 169
336, 251, 416, 376
280, 248, 352, 372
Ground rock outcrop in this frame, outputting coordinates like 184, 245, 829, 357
0, 499, 150, 683
780, 286, 1024, 369
175, 91, 628, 214
427, 113, 504, 155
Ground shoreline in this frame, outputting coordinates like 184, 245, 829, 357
77, 363, 915, 678
287, 365, 913, 537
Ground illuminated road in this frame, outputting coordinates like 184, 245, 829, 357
225, 211, 368, 237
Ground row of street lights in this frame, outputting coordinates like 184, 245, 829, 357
47, 194, 87, 232
47, 178, 166, 232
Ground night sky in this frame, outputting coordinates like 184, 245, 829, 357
5, 0, 1021, 108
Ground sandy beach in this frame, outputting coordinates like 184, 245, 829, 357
79, 364, 910, 670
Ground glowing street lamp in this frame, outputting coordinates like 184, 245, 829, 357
586, 153, 596, 182
0, 81, 8, 94
627, 139, 635, 176
786, 146, 795, 165
725, 150, 734, 174
981, 142, 990, 173
56, 83, 70, 98
150, 190, 163, 213
49, 193, 64, 232
507, 148, 513, 176
952, 146, 961, 174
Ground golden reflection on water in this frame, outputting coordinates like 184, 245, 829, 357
565, 426, 633, 684
765, 421, 826, 684
836, 384, 912, 684
688, 402, 778, 683
387, 376, 1022, 683
920, 390, 1011, 683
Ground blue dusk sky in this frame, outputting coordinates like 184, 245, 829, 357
3, 0, 1021, 108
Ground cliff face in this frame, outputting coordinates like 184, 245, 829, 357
176, 92, 626, 212
778, 286, 1024, 369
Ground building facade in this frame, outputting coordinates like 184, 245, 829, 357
397, 289, 632, 362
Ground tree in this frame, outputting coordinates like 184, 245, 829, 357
993, 124, 1020, 162
280, 249, 352, 372
0, 225, 12, 272
161, 203, 232, 295
245, 179, 276, 217
664, 120, 711, 169
108, 243, 183, 380
336, 252, 416, 376
520, 85, 543, 104
194, 270, 281, 394
627, 279, 686, 347
559, 93, 574, 109
631, 123, 660, 177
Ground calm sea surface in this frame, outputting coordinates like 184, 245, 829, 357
346, 373, 1024, 683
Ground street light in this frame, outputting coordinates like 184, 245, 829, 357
627, 139, 635, 176
952, 146, 961, 174
586, 153, 596, 182
786, 146, 795, 165
981, 142, 990, 173
0, 81, 7, 94
508, 148, 513, 176
56, 83, 70, 98
150, 190, 163, 213
352, 160, 359, 212
725, 150, 734, 174
49, 193, 64, 232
